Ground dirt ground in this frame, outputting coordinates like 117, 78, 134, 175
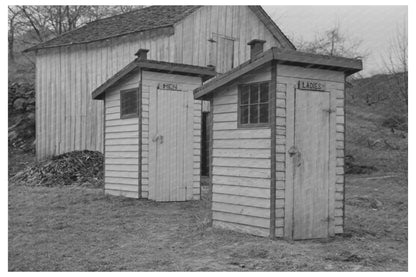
8, 154, 407, 271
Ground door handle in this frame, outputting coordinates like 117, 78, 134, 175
288, 146, 298, 157
288, 146, 302, 167
152, 134, 159, 142
152, 134, 164, 144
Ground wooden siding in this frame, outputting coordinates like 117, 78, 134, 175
35, 6, 284, 160
211, 66, 273, 237
275, 82, 286, 237
36, 29, 173, 160
141, 83, 150, 198
277, 65, 345, 237
104, 72, 140, 198
174, 6, 282, 73
142, 71, 202, 200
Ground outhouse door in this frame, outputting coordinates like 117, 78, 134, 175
291, 89, 336, 239
148, 88, 194, 201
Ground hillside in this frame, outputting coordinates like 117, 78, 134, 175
345, 73, 407, 174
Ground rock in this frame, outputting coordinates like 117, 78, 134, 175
370, 198, 383, 209
27, 112, 35, 121
13, 98, 27, 111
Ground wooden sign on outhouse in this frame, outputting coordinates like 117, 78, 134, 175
194, 40, 362, 240
92, 49, 215, 201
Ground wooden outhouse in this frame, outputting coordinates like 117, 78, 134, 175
194, 41, 362, 239
92, 50, 216, 200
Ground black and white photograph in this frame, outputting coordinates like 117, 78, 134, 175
6, 1, 409, 272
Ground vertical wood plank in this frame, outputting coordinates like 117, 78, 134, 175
269, 61, 277, 238
187, 93, 194, 200
59, 47, 66, 153
35, 54, 41, 159
284, 83, 295, 239
148, 86, 157, 199
75, 46, 82, 150
209, 98, 214, 225
81, 45, 87, 150
193, 10, 200, 66
64, 47, 71, 153
328, 90, 337, 236
46, 49, 52, 156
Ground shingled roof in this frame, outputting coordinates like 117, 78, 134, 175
25, 6, 296, 52
194, 47, 363, 100
24, 6, 200, 52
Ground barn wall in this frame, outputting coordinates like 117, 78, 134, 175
173, 6, 282, 73
36, 29, 173, 160
35, 6, 289, 160
141, 71, 203, 200
211, 65, 273, 237
103, 71, 141, 198
276, 65, 345, 236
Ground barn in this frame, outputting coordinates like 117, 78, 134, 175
194, 42, 362, 239
24, 5, 295, 160
91, 49, 215, 200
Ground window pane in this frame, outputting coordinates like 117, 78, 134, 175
121, 90, 137, 117
259, 103, 269, 123
249, 104, 258, 123
240, 86, 249, 105
260, 83, 269, 103
240, 105, 249, 124
250, 84, 259, 104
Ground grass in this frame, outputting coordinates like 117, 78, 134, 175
8, 167, 407, 271
8, 92, 408, 271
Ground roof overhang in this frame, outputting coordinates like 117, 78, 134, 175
92, 59, 216, 100
194, 47, 363, 100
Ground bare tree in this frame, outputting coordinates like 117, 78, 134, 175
382, 20, 408, 106
8, 7, 22, 62
9, 5, 144, 51
8, 5, 144, 82
297, 23, 367, 59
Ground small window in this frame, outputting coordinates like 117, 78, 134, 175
238, 82, 270, 127
120, 88, 138, 119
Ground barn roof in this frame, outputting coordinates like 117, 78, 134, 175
24, 6, 200, 52
194, 47, 363, 100
92, 57, 216, 100
24, 6, 295, 52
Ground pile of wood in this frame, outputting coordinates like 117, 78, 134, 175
11, 150, 104, 188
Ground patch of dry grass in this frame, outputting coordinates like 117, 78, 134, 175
8, 171, 407, 271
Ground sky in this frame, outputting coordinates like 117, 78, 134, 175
263, 5, 408, 76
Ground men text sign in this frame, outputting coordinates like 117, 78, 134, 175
298, 80, 326, 91
157, 82, 180, 91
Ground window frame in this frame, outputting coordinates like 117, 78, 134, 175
237, 81, 271, 129
120, 88, 139, 119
